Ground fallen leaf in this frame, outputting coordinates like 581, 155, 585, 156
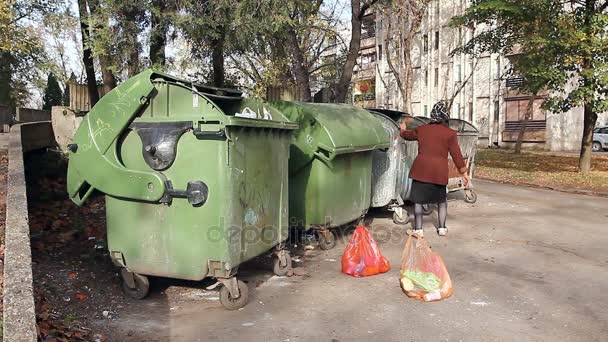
75, 293, 86, 300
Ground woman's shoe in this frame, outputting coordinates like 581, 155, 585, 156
407, 229, 424, 237
437, 227, 448, 236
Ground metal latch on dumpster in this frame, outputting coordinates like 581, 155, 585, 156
160, 180, 209, 206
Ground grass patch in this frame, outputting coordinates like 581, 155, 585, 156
475, 150, 608, 193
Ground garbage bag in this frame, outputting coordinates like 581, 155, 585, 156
341, 225, 390, 277
400, 235, 453, 301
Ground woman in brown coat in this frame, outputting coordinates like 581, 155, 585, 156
399, 101, 469, 237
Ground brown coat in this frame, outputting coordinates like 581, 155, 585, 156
400, 123, 466, 185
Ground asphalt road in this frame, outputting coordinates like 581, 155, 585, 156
105, 181, 608, 342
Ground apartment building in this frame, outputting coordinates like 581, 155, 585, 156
352, 12, 377, 109
353, 1, 607, 151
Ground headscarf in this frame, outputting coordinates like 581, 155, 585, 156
430, 101, 450, 123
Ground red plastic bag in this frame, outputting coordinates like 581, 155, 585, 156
400, 235, 453, 301
341, 225, 390, 277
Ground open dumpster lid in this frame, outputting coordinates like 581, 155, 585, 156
67, 69, 296, 206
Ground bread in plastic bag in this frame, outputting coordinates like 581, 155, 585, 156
400, 234, 453, 301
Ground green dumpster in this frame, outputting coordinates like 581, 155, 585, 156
67, 70, 297, 309
271, 102, 390, 249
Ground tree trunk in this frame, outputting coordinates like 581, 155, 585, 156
515, 93, 535, 154
382, 2, 429, 112
120, 6, 142, 77
77, 0, 99, 107
286, 29, 312, 102
579, 103, 597, 174
578, 0, 597, 174
402, 34, 414, 113
87, 0, 116, 93
99, 61, 116, 94
150, 0, 168, 67
384, 18, 406, 109
127, 44, 140, 77
0, 52, 14, 106
334, 0, 363, 103
211, 36, 225, 88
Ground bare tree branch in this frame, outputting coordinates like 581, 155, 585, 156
384, 17, 406, 101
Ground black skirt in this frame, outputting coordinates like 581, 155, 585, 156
409, 180, 447, 204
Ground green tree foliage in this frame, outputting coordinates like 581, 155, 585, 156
0, 0, 57, 106
42, 72, 63, 109
452, 0, 608, 173
176, 0, 348, 99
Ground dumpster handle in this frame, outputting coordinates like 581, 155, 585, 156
193, 127, 226, 140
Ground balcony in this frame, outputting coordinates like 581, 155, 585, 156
354, 64, 376, 80
360, 36, 376, 49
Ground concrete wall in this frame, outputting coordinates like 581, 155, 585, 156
3, 122, 56, 342
51, 106, 83, 153
14, 108, 51, 124
0, 106, 14, 129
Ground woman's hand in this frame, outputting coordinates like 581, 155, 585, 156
400, 116, 413, 131
459, 166, 470, 186
463, 173, 471, 186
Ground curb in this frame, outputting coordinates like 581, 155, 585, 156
476, 177, 608, 198
3, 121, 55, 342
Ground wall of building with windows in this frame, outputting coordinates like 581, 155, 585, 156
363, 0, 607, 151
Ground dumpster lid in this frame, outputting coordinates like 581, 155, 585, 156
366, 108, 410, 122
272, 102, 390, 168
368, 109, 428, 129
148, 74, 298, 130
449, 118, 479, 133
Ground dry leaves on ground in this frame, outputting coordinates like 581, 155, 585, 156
476, 150, 608, 193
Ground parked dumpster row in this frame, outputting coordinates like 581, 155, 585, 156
66, 70, 478, 310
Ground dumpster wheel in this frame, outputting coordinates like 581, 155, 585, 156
392, 209, 410, 225
464, 189, 478, 204
318, 230, 337, 250
219, 279, 249, 310
273, 250, 293, 276
422, 204, 434, 215
121, 271, 150, 300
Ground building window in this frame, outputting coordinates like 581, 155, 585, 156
423, 34, 428, 53
468, 102, 473, 122
434, 31, 439, 50
378, 44, 383, 61
506, 76, 524, 88
458, 27, 463, 45
434, 68, 439, 87
495, 58, 501, 80
456, 64, 462, 82
424, 105, 428, 116
425, 70, 429, 86
494, 100, 500, 121
454, 103, 460, 118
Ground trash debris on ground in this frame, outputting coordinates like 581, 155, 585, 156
35, 291, 103, 341
341, 225, 390, 277
400, 235, 453, 302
